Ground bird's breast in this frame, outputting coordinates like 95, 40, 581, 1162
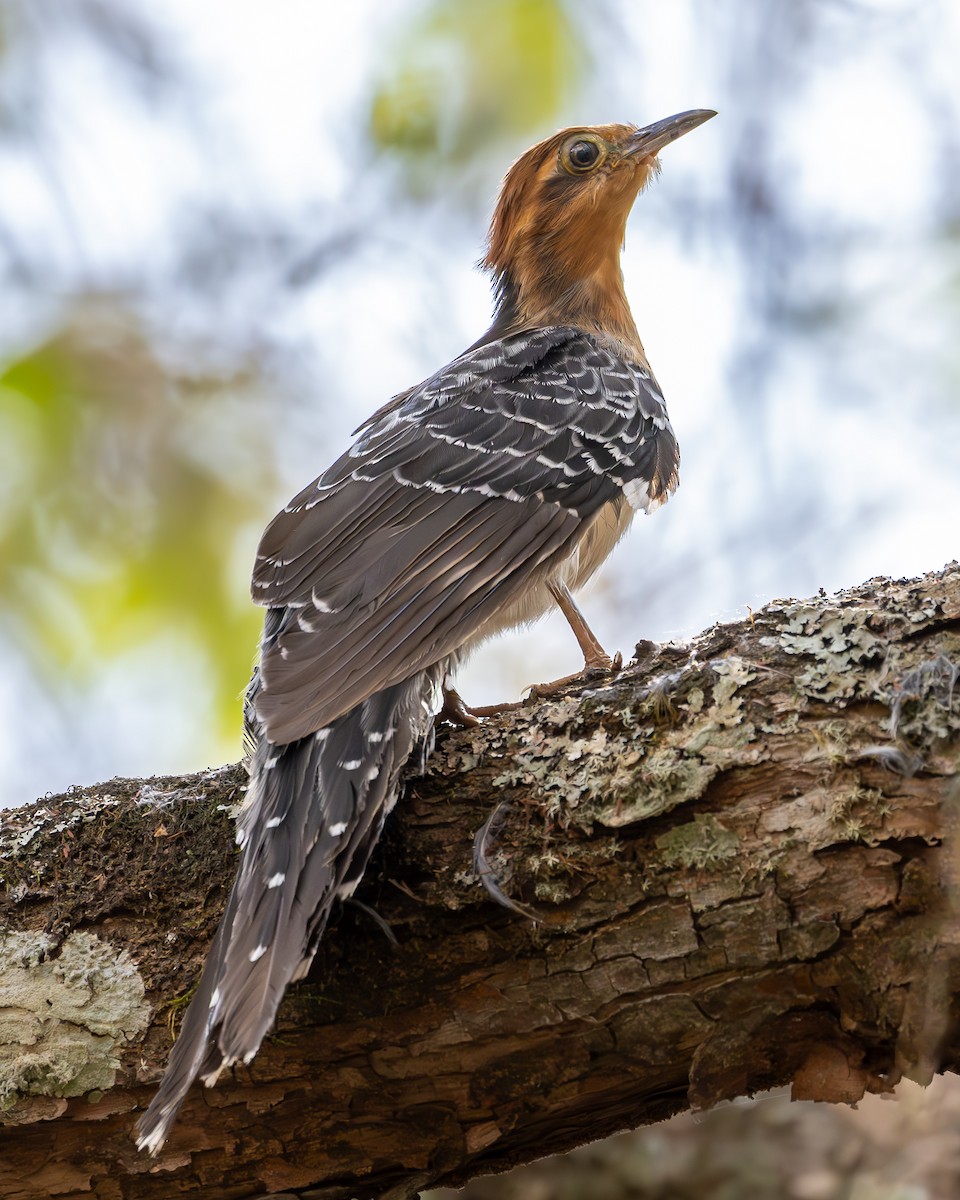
567, 495, 635, 589
464, 496, 635, 651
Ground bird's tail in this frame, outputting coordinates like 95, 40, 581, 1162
135, 664, 445, 1155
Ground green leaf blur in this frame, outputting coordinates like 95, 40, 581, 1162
370, 0, 586, 176
0, 306, 276, 750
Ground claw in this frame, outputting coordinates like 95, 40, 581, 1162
441, 683, 527, 726
440, 684, 481, 728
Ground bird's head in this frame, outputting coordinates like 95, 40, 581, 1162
483, 110, 715, 341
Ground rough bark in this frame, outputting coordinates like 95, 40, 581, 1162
1, 564, 959, 1200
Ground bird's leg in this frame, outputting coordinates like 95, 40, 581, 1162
441, 584, 623, 725
518, 580, 622, 699
547, 579, 616, 671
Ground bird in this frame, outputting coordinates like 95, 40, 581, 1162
135, 108, 715, 1154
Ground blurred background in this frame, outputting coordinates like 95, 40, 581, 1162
1, 1, 958, 1194
2, 0, 959, 805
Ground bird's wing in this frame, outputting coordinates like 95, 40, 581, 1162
251, 326, 678, 744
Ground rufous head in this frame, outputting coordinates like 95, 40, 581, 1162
483, 110, 715, 336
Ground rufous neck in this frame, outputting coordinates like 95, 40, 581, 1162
484, 255, 644, 357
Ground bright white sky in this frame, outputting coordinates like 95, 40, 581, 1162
2, 0, 959, 802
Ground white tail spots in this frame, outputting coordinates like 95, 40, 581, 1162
201, 1061, 227, 1087
329, 821, 347, 836
340, 758, 362, 770
265, 815, 284, 829
248, 944, 268, 963
367, 730, 384, 744
314, 728, 330, 743
264, 755, 279, 769
236, 827, 248, 847
209, 987, 221, 1011
267, 872, 285, 889
366, 765, 381, 782
137, 1126, 168, 1156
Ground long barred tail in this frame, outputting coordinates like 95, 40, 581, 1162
135, 664, 446, 1155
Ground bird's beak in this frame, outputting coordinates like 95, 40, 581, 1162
625, 109, 716, 159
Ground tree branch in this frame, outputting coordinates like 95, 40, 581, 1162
2, 565, 959, 1200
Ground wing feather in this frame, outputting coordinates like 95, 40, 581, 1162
252, 326, 678, 745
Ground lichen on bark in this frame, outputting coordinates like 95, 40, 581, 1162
0, 930, 151, 1107
0, 564, 957, 1200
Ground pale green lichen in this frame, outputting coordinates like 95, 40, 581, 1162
492, 656, 761, 832
590, 752, 719, 829
0, 930, 151, 1106
710, 657, 756, 714
833, 785, 897, 847
681, 686, 705, 716
778, 605, 885, 703
656, 814, 740, 869
680, 658, 758, 765
758, 710, 800, 736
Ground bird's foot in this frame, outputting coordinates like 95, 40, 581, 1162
441, 684, 527, 727
525, 649, 623, 701
441, 653, 622, 728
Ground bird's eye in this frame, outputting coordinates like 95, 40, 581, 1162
561, 137, 605, 174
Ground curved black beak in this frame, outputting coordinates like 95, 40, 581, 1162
625, 109, 717, 159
